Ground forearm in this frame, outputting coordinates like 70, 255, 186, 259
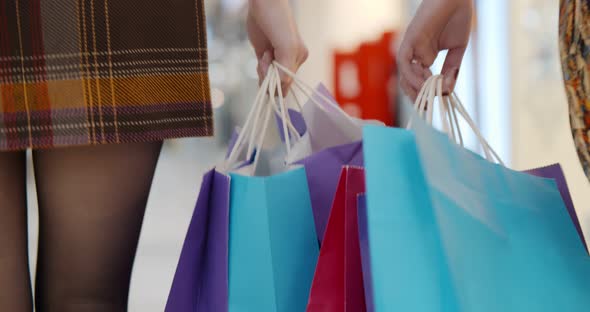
415, 0, 473, 35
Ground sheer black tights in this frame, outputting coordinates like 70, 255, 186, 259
0, 142, 161, 312
0, 150, 32, 311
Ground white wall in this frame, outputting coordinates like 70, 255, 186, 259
294, 0, 404, 90
510, 0, 590, 247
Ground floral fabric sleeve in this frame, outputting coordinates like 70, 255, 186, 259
559, 0, 590, 180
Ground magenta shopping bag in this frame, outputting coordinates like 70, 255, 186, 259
306, 167, 367, 312
525, 163, 586, 250
165, 169, 230, 312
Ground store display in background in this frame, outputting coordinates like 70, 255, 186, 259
205, 0, 260, 147
333, 32, 399, 126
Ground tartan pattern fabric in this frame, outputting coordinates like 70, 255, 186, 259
0, 0, 212, 150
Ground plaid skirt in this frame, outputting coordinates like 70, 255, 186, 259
0, 0, 212, 150
560, 0, 590, 181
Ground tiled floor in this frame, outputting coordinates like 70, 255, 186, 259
26, 138, 227, 311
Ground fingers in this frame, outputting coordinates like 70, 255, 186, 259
399, 45, 465, 99
248, 0, 306, 94
398, 45, 424, 95
400, 77, 417, 102
256, 42, 307, 96
274, 40, 308, 94
399, 61, 433, 102
398, 40, 437, 100
257, 51, 273, 85
441, 47, 466, 94
256, 42, 307, 95
413, 44, 437, 70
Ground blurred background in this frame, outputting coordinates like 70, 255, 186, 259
23, 0, 590, 311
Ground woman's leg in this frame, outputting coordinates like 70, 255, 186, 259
33, 142, 162, 312
0, 151, 33, 311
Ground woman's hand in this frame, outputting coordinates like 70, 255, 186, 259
398, 0, 474, 100
247, 0, 308, 93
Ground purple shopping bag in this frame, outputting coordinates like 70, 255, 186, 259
297, 142, 363, 243
525, 163, 586, 250
165, 169, 230, 312
272, 84, 378, 243
281, 110, 365, 243
288, 85, 369, 243
357, 194, 374, 312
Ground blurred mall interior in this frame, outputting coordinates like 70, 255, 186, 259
23, 0, 589, 311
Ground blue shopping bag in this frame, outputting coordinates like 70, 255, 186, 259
223, 64, 319, 312
363, 91, 590, 311
228, 168, 319, 312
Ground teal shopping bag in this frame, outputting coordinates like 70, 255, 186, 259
228, 168, 318, 312
363, 80, 590, 311
224, 64, 319, 312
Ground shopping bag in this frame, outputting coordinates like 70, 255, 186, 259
356, 194, 373, 312
226, 72, 365, 244
307, 166, 366, 312
363, 75, 590, 311
297, 140, 363, 243
283, 83, 365, 243
286, 83, 364, 163
224, 64, 319, 312
273, 72, 378, 243
228, 168, 318, 312
165, 169, 230, 312
525, 164, 586, 249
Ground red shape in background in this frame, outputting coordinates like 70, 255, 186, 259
333, 31, 398, 126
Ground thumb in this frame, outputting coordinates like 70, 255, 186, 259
441, 47, 466, 94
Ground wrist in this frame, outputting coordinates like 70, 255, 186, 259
419, 0, 472, 31
426, 0, 471, 9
